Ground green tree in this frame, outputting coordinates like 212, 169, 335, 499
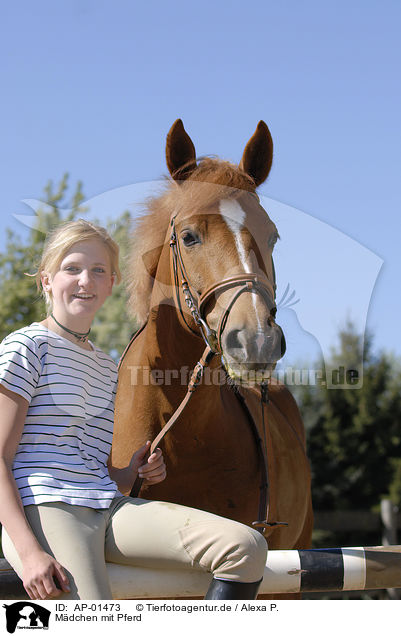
297, 324, 401, 513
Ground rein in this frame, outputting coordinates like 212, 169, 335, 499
128, 214, 287, 534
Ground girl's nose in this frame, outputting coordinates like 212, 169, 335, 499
78, 269, 92, 286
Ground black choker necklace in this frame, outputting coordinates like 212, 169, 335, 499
50, 314, 91, 343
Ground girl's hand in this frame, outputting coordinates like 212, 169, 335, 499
22, 549, 70, 600
133, 441, 167, 485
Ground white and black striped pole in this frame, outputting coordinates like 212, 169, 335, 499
107, 545, 401, 597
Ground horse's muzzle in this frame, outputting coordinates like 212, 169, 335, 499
221, 322, 286, 383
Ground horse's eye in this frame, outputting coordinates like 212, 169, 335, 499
181, 231, 199, 247
270, 306, 277, 319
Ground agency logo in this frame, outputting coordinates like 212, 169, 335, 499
3, 602, 51, 633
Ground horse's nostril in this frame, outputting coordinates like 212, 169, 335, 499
225, 329, 242, 351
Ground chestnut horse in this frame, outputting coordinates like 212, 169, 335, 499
111, 120, 313, 553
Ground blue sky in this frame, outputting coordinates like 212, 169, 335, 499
1, 0, 400, 363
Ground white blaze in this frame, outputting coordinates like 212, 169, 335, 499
219, 199, 263, 339
219, 199, 250, 273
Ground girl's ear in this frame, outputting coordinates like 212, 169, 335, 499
41, 272, 52, 292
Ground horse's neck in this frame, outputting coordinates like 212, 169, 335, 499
137, 305, 226, 418
144, 303, 207, 371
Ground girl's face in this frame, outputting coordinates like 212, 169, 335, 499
41, 239, 115, 323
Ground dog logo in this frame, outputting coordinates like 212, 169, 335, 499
3, 602, 50, 633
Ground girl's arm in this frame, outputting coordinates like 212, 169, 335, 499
0, 385, 70, 599
108, 441, 166, 495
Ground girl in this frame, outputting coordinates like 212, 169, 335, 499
0, 219, 266, 600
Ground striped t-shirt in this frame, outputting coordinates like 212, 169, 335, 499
0, 322, 120, 509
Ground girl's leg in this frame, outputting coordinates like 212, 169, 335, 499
2, 503, 111, 600
105, 496, 267, 583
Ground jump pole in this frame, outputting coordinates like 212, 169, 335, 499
1, 546, 401, 599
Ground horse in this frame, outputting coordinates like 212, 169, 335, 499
111, 119, 313, 555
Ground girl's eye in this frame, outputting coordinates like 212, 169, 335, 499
94, 268, 106, 273
181, 231, 200, 247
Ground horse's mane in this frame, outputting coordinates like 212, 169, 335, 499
127, 158, 256, 325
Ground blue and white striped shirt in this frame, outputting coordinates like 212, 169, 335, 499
0, 323, 120, 509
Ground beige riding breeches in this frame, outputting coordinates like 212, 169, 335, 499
2, 496, 267, 599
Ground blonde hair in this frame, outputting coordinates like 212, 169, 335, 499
34, 219, 121, 310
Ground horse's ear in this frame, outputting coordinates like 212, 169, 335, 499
166, 119, 197, 181
239, 121, 273, 187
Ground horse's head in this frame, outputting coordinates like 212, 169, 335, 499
128, 119, 286, 386
164, 120, 286, 385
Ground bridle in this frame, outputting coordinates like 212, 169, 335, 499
130, 210, 288, 533
169, 214, 277, 354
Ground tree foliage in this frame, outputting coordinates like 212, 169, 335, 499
296, 324, 401, 512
